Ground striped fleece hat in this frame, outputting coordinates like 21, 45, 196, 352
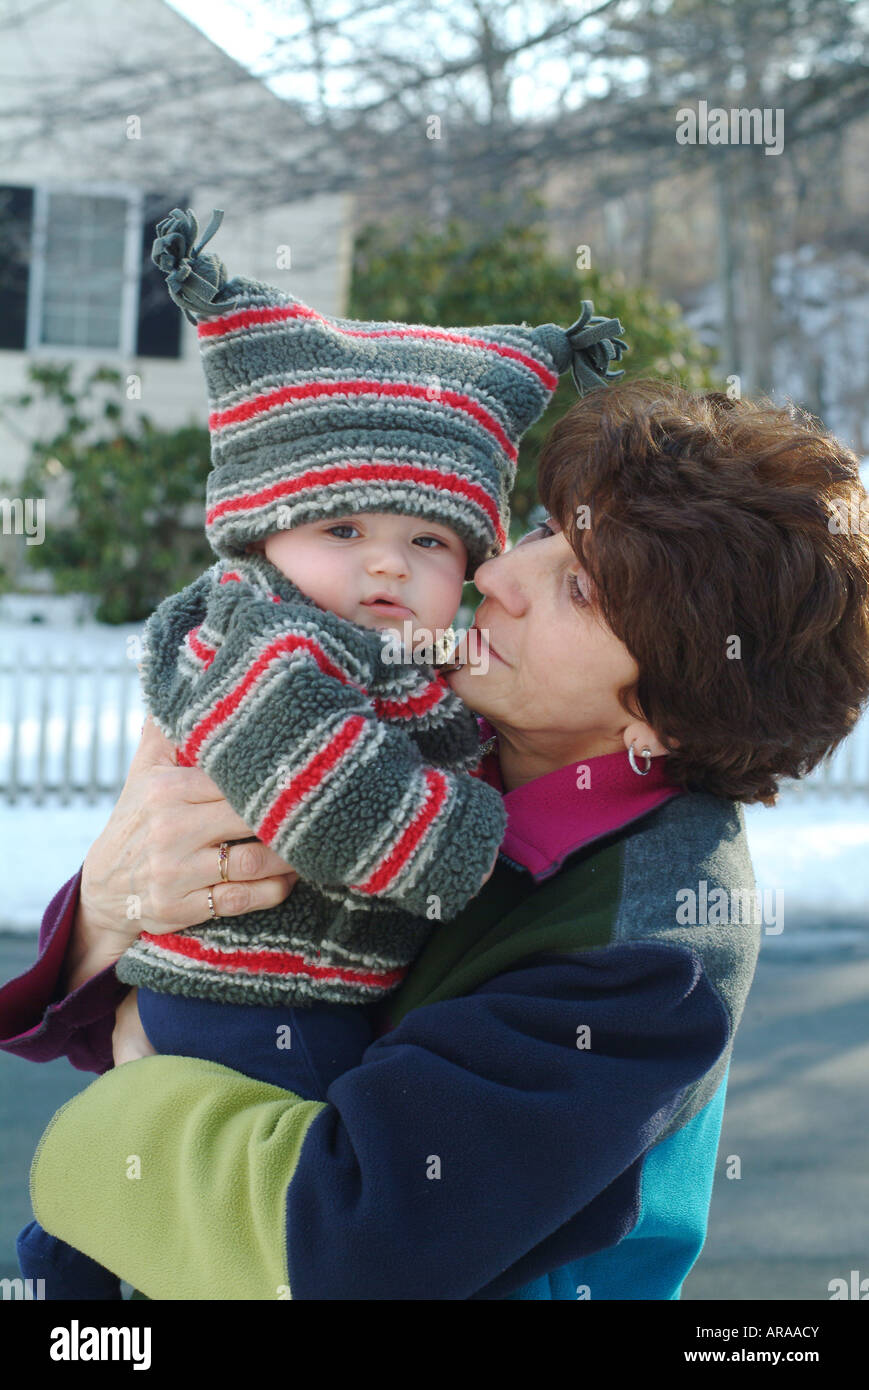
151, 208, 628, 574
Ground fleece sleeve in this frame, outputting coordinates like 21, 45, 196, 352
29, 939, 730, 1300
0, 868, 122, 1073
141, 573, 506, 921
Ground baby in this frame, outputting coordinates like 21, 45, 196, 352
18, 208, 626, 1298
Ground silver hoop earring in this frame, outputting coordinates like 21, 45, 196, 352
628, 742, 653, 776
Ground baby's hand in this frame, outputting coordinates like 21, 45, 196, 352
112, 988, 157, 1066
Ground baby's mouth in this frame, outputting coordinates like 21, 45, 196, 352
361, 596, 414, 617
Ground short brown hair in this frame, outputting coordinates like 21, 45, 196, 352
537, 379, 869, 803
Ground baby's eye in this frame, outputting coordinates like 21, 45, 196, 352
326, 524, 359, 539
413, 536, 446, 549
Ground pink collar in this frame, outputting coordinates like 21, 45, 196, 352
475, 717, 684, 881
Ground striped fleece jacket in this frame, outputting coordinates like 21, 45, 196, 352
114, 550, 507, 1008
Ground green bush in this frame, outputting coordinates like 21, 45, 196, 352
1, 363, 213, 623
350, 198, 720, 534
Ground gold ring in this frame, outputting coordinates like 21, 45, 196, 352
207, 887, 220, 921
218, 842, 230, 883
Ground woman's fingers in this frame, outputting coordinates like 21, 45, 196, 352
81, 716, 301, 937
134, 722, 297, 876
130, 728, 300, 930
153, 834, 301, 934
143, 825, 300, 932
195, 836, 299, 887
179, 873, 298, 930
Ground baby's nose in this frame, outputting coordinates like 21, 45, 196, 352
367, 547, 410, 577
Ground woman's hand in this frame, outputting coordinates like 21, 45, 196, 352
63, 718, 299, 994
112, 988, 156, 1067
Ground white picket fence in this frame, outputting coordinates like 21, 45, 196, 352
1, 645, 869, 803
0, 649, 145, 804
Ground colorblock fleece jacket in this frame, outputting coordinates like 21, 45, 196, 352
3, 734, 762, 1300
115, 551, 506, 1007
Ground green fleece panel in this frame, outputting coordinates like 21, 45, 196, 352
30, 1054, 324, 1301
384, 841, 622, 1026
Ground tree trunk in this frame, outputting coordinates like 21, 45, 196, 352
714, 159, 740, 383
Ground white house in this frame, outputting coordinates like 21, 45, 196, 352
0, 0, 353, 587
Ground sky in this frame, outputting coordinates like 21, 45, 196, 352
164, 0, 624, 117
167, 0, 271, 79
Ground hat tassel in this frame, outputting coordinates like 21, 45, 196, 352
565, 300, 628, 393
151, 207, 240, 325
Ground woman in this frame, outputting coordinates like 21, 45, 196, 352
3, 380, 868, 1301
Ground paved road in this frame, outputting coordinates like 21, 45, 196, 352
1, 931, 867, 1299
682, 936, 869, 1301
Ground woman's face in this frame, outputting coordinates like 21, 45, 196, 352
447, 514, 665, 770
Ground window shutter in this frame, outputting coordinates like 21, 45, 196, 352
0, 185, 34, 350
136, 192, 190, 358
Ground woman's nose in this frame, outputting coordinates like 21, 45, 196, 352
473, 549, 528, 616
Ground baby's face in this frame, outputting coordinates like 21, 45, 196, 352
257, 512, 467, 636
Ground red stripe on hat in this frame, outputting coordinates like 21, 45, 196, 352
206, 461, 506, 551
196, 303, 317, 338
257, 713, 367, 845
179, 632, 355, 766
208, 380, 518, 462
137, 930, 405, 990
351, 766, 449, 896
198, 302, 558, 389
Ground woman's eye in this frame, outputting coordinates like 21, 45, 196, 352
520, 521, 552, 543
568, 571, 589, 607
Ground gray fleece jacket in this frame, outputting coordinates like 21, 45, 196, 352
115, 551, 506, 1007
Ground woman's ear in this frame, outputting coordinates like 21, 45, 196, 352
622, 722, 675, 758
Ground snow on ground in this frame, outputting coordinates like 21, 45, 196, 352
1, 795, 117, 931
1, 788, 867, 940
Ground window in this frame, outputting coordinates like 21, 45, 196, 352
26, 184, 144, 355
0, 183, 188, 358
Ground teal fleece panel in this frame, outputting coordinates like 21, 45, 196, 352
504, 1068, 729, 1300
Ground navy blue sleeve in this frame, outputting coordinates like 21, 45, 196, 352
284, 939, 731, 1299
